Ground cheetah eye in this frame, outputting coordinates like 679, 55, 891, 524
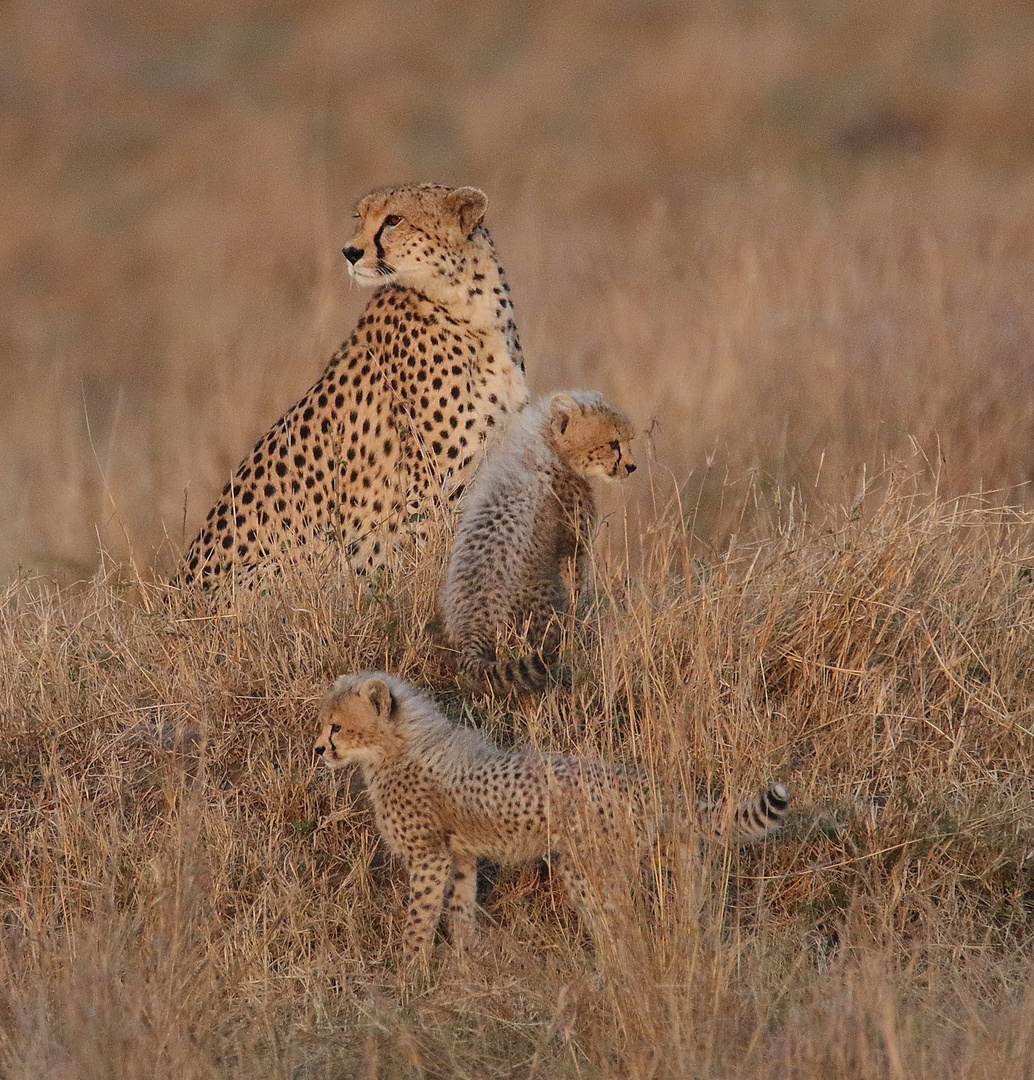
383, 214, 403, 228
329, 724, 341, 735
609, 440, 621, 452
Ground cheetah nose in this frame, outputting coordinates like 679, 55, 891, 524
342, 246, 364, 265
314, 744, 325, 756
626, 462, 637, 474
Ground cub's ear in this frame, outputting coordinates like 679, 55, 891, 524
360, 677, 394, 719
549, 392, 578, 436
445, 186, 488, 235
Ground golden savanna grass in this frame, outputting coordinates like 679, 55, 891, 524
4, 0, 1034, 1076
4, 481, 1034, 1077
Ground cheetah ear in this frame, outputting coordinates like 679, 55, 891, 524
360, 677, 394, 720
445, 187, 488, 235
549, 392, 578, 436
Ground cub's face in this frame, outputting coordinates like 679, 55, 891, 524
314, 675, 397, 770
341, 184, 488, 288
549, 392, 637, 481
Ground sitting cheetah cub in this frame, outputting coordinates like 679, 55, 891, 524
315, 672, 789, 960
441, 390, 636, 695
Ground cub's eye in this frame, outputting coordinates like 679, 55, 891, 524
609, 440, 621, 451
383, 214, 403, 227
329, 724, 341, 735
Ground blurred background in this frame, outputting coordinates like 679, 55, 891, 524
2, 0, 1034, 580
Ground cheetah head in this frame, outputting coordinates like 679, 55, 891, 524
341, 183, 489, 288
548, 391, 637, 481
314, 673, 400, 769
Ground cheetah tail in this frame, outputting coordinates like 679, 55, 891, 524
464, 652, 553, 696
702, 783, 790, 844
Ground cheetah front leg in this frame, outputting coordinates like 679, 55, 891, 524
402, 851, 453, 960
552, 853, 613, 929
520, 576, 568, 663
557, 491, 596, 612
444, 852, 478, 949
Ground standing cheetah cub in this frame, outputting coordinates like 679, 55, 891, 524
441, 390, 636, 695
315, 672, 789, 960
179, 183, 527, 591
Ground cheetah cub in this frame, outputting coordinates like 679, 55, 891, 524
441, 390, 635, 695
315, 672, 789, 960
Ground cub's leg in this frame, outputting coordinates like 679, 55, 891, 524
520, 575, 568, 659
499, 576, 568, 692
403, 852, 453, 959
444, 852, 478, 948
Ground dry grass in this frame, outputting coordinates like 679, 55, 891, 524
2, 475, 1034, 1077
4, 0, 1034, 1075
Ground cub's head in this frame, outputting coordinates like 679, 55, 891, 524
341, 183, 489, 288
314, 673, 402, 770
547, 391, 637, 480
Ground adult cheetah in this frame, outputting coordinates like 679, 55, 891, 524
441, 390, 636, 695
179, 183, 527, 590
315, 672, 789, 960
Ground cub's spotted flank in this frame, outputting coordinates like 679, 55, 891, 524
179, 183, 527, 590
441, 390, 635, 695
315, 672, 788, 959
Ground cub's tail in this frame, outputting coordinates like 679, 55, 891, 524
461, 651, 554, 696
701, 783, 790, 843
